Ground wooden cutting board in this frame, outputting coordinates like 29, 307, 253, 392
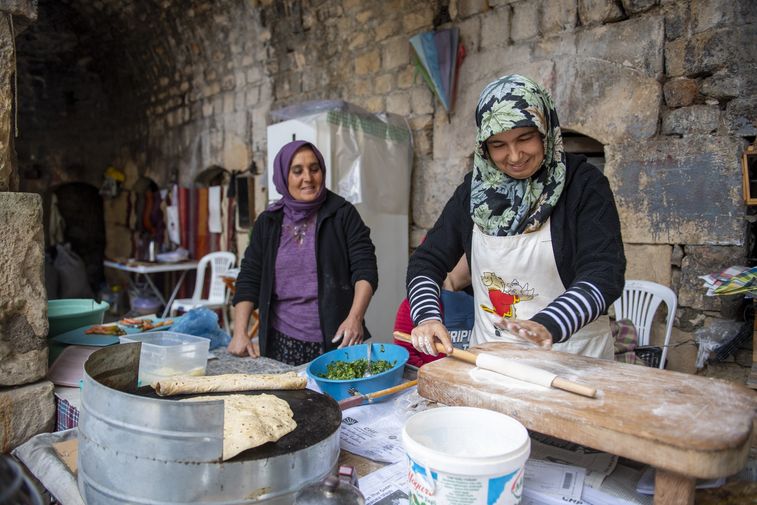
418, 342, 756, 480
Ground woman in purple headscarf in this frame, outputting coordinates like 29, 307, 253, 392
228, 140, 378, 365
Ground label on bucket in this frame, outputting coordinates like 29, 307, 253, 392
407, 457, 524, 505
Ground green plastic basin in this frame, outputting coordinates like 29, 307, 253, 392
47, 299, 109, 338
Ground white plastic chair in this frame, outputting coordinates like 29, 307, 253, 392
613, 280, 677, 369
169, 251, 237, 330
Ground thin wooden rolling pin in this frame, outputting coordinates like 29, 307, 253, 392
394, 331, 597, 398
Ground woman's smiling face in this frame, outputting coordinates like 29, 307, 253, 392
485, 126, 545, 179
287, 147, 324, 202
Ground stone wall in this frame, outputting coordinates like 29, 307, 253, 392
8, 0, 757, 377
0, 3, 56, 453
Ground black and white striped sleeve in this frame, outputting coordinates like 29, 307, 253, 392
530, 281, 607, 343
408, 275, 443, 326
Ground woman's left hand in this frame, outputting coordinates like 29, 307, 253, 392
332, 316, 364, 348
494, 319, 552, 349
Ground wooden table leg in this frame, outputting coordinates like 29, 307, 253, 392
654, 469, 695, 505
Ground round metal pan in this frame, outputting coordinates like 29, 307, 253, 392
78, 343, 342, 504
134, 386, 342, 461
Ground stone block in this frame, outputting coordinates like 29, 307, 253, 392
661, 105, 720, 135
577, 0, 625, 25
383, 37, 410, 71
623, 244, 672, 286
665, 25, 757, 78
620, 0, 657, 14
0, 348, 47, 387
533, 31, 578, 59
246, 87, 260, 107
458, 13, 483, 54
354, 49, 381, 76
663, 77, 699, 107
357, 95, 384, 113
664, 328, 698, 374
0, 381, 54, 452
724, 96, 757, 137
0, 193, 46, 386
402, 9, 433, 33
409, 114, 433, 131
457, 0, 489, 18
246, 66, 263, 84
691, 0, 757, 34
412, 158, 470, 229
481, 6, 510, 49
374, 74, 393, 95
397, 66, 416, 89
541, 0, 578, 34
678, 245, 746, 312
412, 121, 434, 158
386, 91, 411, 116
575, 16, 664, 78
605, 136, 744, 245
373, 19, 398, 42
511, 1, 540, 42
701, 66, 757, 100
411, 86, 434, 115
355, 8, 375, 25
659, 3, 683, 42
353, 78, 372, 97
553, 57, 661, 144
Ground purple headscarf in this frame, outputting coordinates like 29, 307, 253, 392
268, 140, 328, 222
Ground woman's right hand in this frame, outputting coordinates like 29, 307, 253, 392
227, 330, 260, 358
411, 320, 453, 356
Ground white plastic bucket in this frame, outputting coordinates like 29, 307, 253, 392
402, 407, 530, 505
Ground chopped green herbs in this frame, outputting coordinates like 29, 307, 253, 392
320, 358, 396, 380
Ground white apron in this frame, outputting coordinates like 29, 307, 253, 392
470, 219, 614, 359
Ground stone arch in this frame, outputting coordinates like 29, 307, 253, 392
50, 182, 105, 294
562, 130, 606, 172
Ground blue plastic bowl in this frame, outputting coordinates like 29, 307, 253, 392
307, 343, 409, 402
48, 299, 109, 338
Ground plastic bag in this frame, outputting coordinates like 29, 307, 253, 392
393, 389, 442, 423
171, 307, 231, 350
54, 243, 94, 299
693, 319, 743, 368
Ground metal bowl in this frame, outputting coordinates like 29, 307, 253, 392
306, 343, 409, 401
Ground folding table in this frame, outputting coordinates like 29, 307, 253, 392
104, 260, 199, 317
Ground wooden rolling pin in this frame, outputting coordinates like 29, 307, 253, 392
394, 331, 597, 398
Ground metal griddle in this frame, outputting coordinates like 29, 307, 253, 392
134, 386, 342, 461
78, 343, 343, 504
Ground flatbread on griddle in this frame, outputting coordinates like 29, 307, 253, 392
181, 393, 297, 460
152, 372, 306, 396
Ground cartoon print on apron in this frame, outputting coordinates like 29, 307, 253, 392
471, 219, 614, 359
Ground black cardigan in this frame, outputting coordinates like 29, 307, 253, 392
233, 191, 378, 357
407, 153, 626, 343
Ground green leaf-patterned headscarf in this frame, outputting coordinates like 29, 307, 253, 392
470, 74, 566, 236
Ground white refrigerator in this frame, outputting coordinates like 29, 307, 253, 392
266, 108, 412, 343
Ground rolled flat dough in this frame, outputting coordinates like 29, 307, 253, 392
152, 371, 306, 396
181, 393, 297, 460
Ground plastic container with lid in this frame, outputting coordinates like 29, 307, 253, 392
119, 331, 210, 385
402, 406, 530, 505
